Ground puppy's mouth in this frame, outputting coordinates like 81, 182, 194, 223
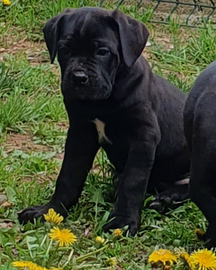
61, 67, 114, 100
62, 84, 112, 101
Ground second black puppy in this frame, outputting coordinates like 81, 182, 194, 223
184, 60, 216, 248
18, 7, 190, 235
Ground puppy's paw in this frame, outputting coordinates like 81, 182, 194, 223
148, 185, 189, 213
18, 204, 66, 225
103, 210, 140, 236
147, 199, 165, 213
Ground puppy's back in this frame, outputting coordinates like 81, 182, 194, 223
184, 60, 216, 148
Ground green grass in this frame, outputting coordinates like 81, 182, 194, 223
1, 0, 216, 269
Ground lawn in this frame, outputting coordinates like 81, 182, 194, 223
1, 0, 216, 269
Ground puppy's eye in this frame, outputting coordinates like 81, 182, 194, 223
96, 48, 110, 57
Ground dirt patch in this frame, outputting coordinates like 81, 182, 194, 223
4, 133, 49, 154
4, 129, 67, 158
0, 30, 48, 64
3, 132, 64, 184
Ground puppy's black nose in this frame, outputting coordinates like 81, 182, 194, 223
72, 70, 88, 85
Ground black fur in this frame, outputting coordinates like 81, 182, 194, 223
184, 60, 216, 248
18, 7, 190, 235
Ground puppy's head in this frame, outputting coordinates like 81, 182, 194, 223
43, 7, 149, 100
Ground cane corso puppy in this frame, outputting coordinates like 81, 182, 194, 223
18, 7, 190, 235
184, 60, 216, 248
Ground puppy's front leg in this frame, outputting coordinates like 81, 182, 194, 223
104, 132, 159, 235
18, 120, 99, 224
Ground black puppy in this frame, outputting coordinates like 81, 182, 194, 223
18, 7, 190, 235
184, 60, 216, 248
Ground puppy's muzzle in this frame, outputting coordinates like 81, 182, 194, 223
72, 70, 89, 86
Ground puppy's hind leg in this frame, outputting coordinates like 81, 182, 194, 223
190, 91, 216, 248
190, 174, 216, 248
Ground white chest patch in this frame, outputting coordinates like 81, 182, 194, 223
93, 118, 112, 145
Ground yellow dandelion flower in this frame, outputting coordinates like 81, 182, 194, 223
190, 249, 216, 270
43, 208, 63, 225
179, 250, 194, 269
48, 226, 77, 247
12, 261, 33, 268
12, 261, 47, 270
195, 228, 205, 240
107, 257, 117, 266
95, 236, 105, 244
148, 249, 177, 266
195, 228, 204, 235
112, 228, 122, 237
2, 0, 10, 5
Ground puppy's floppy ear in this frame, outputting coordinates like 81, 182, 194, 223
111, 10, 149, 67
43, 8, 74, 63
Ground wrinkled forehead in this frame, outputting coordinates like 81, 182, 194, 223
61, 9, 119, 46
